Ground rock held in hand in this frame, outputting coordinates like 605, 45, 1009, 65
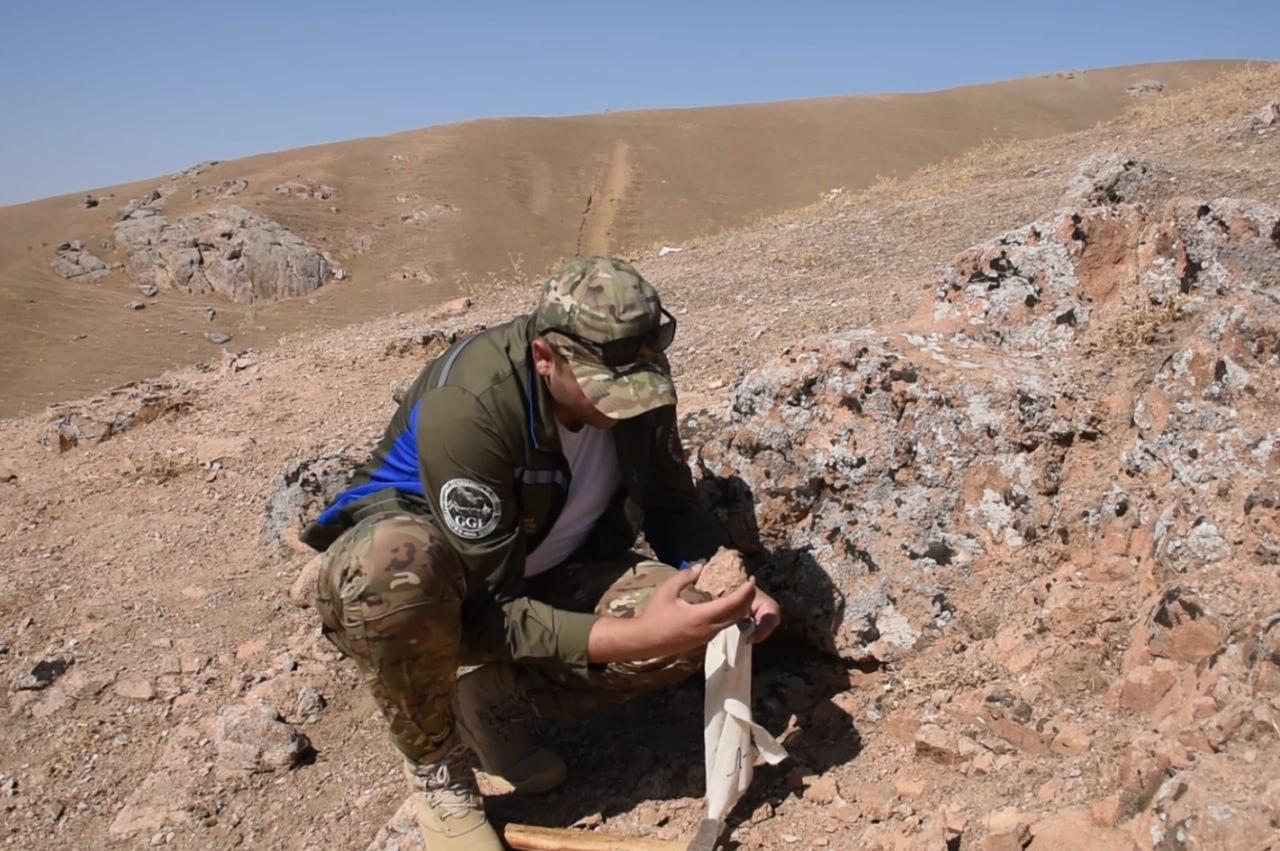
694, 548, 749, 598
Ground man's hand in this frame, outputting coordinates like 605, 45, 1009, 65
749, 585, 781, 644
587, 566, 756, 664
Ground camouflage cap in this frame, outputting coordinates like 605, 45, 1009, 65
535, 256, 676, 420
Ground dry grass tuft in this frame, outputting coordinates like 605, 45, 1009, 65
1125, 62, 1280, 131
1100, 292, 1188, 354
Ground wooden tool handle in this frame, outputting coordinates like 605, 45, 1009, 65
503, 822, 686, 850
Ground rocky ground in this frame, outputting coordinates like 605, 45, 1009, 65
1, 67, 1278, 850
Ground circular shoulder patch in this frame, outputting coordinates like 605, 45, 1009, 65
439, 478, 502, 540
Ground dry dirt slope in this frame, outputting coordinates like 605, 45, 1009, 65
0, 60, 1245, 418
0, 65, 1278, 851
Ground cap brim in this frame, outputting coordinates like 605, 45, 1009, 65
566, 351, 676, 420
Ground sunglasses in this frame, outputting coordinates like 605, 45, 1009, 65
543, 307, 677, 368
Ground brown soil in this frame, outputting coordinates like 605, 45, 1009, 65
0, 60, 1244, 418
0, 64, 1277, 850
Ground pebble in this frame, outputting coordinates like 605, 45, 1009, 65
127, 301, 146, 311
205, 331, 233, 345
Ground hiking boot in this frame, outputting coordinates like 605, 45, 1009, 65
454, 663, 567, 795
403, 735, 502, 850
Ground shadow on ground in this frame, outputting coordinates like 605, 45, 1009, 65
488, 637, 862, 836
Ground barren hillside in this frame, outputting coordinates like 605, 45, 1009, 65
0, 65, 1278, 850
0, 60, 1244, 418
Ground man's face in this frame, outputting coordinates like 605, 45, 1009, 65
532, 336, 618, 430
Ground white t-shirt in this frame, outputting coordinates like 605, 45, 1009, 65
523, 421, 622, 577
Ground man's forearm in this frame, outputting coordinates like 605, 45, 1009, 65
586, 616, 678, 664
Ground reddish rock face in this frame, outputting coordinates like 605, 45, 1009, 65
696, 196, 1279, 665
692, 195, 1280, 844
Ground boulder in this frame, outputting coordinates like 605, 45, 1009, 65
262, 447, 371, 547
1255, 100, 1279, 127
114, 205, 332, 303
214, 703, 310, 773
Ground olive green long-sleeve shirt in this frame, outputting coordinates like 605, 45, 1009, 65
301, 315, 725, 670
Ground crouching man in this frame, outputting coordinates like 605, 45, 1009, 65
300, 257, 781, 848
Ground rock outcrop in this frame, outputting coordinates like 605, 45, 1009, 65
192, 178, 248, 200
40, 377, 197, 452
1126, 80, 1164, 95
695, 195, 1279, 656
49, 241, 108, 281
274, 180, 340, 200
693, 195, 1280, 844
113, 205, 333, 303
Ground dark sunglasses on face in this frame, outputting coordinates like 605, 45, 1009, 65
543, 307, 678, 368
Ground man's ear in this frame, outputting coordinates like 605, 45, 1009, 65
531, 336, 555, 378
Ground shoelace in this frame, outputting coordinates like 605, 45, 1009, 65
415, 743, 477, 820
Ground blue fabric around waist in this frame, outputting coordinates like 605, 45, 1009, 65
314, 400, 425, 528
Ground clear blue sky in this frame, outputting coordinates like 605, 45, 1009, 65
1, 1, 1275, 205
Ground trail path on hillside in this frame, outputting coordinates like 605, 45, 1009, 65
577, 139, 634, 257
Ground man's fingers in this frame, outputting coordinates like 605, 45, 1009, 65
693, 578, 757, 627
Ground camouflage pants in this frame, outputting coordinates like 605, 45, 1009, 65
315, 511, 701, 763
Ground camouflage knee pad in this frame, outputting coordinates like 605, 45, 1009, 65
315, 512, 466, 762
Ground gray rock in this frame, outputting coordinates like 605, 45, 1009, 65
214, 703, 310, 773
1126, 80, 1164, 95
1255, 101, 1279, 128
126, 301, 146, 311
1065, 154, 1164, 206
192, 179, 248, 200
82, 195, 99, 209
205, 331, 232, 345
400, 203, 456, 225
273, 180, 340, 200
13, 658, 71, 691
114, 206, 332, 303
50, 242, 108, 281
117, 189, 164, 221
262, 448, 369, 547
296, 686, 326, 718
138, 284, 159, 297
